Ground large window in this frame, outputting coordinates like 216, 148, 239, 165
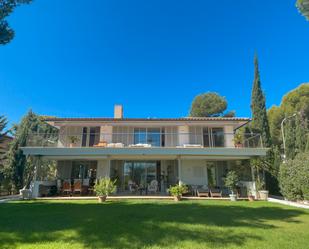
71, 161, 97, 179
203, 127, 225, 147
134, 128, 161, 147
212, 128, 224, 147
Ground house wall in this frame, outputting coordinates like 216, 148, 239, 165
97, 160, 110, 178
180, 159, 208, 186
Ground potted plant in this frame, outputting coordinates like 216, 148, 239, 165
233, 132, 244, 148
247, 190, 255, 201
224, 171, 239, 201
168, 184, 188, 201
94, 177, 117, 202
68, 136, 79, 148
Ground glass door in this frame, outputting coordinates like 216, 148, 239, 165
123, 161, 159, 190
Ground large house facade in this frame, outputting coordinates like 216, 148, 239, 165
21, 105, 268, 198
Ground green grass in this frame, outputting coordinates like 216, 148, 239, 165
1, 200, 309, 249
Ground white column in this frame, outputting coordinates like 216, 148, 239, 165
178, 157, 182, 185
100, 125, 113, 143
224, 126, 234, 148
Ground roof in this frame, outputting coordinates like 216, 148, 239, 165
43, 117, 250, 122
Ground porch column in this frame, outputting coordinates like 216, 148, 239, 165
178, 156, 182, 185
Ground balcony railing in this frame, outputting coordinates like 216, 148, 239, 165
25, 132, 264, 149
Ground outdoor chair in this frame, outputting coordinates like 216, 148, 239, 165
128, 180, 138, 194
197, 185, 209, 197
73, 179, 82, 194
62, 180, 71, 195
210, 187, 222, 198
147, 180, 158, 194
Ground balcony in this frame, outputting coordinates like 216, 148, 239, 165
25, 132, 263, 149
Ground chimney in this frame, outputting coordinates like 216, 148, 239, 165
114, 105, 123, 119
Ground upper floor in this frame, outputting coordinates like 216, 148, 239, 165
25, 105, 263, 149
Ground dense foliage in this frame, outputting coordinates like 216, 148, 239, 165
4, 110, 58, 191
279, 152, 309, 201
168, 184, 188, 197
268, 84, 309, 161
0, 0, 32, 45
94, 178, 117, 197
224, 171, 239, 194
296, 0, 309, 21
189, 92, 235, 117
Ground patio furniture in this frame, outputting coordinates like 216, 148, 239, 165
128, 180, 137, 194
62, 180, 71, 195
197, 185, 210, 197
106, 143, 124, 148
147, 180, 158, 194
93, 140, 107, 147
210, 187, 222, 198
73, 179, 82, 194
128, 143, 152, 148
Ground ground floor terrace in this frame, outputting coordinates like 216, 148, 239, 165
32, 157, 256, 198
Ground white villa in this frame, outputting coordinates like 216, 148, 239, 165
21, 105, 268, 198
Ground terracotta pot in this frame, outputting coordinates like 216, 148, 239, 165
248, 195, 255, 201
174, 195, 181, 201
98, 196, 107, 203
69, 143, 74, 148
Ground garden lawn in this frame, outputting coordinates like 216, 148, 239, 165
1, 200, 309, 249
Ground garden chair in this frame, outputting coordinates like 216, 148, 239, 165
210, 187, 222, 197
197, 185, 209, 197
62, 180, 71, 195
73, 179, 82, 194
147, 180, 158, 194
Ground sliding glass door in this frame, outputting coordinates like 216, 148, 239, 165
123, 161, 159, 190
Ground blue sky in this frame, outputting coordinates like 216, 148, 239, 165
0, 0, 308, 126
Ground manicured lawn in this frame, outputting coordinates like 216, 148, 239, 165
1, 200, 309, 249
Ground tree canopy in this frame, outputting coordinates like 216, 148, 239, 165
189, 92, 235, 117
0, 0, 32, 45
267, 83, 309, 147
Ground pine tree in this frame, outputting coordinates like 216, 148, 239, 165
0, 0, 32, 45
250, 55, 272, 147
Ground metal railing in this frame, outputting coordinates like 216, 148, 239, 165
25, 132, 263, 149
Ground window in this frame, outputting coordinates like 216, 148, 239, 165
203, 128, 210, 147
212, 128, 224, 147
134, 128, 161, 147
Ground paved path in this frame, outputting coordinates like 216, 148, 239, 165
0, 195, 21, 203
268, 197, 309, 209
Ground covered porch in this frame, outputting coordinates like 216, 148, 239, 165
30, 156, 256, 198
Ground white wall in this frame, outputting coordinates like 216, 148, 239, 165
97, 160, 110, 179
224, 126, 234, 148
100, 126, 113, 143
180, 159, 208, 186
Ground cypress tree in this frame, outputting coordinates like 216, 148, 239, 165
250, 55, 272, 147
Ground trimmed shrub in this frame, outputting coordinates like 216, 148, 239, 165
279, 152, 309, 201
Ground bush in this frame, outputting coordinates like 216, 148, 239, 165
94, 178, 117, 197
279, 152, 309, 201
168, 184, 188, 197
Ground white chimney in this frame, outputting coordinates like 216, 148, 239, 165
114, 105, 123, 119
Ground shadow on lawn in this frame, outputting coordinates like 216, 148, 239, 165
0, 200, 306, 249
